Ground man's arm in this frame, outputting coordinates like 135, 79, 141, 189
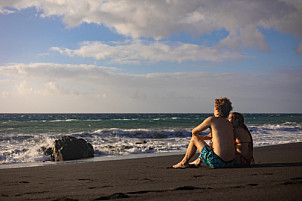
192, 116, 213, 136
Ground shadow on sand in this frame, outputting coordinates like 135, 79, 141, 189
251, 162, 302, 168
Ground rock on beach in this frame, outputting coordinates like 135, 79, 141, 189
47, 136, 94, 161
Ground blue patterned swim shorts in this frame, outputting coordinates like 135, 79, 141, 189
199, 145, 234, 168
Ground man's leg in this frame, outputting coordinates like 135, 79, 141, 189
172, 135, 207, 168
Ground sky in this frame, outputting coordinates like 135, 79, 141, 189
0, 0, 302, 113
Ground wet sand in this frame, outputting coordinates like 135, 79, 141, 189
1, 143, 302, 201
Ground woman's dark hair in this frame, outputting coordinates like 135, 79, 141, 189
232, 112, 253, 149
233, 112, 247, 129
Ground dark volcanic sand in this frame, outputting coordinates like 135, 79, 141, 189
1, 143, 301, 201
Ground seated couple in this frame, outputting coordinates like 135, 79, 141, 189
173, 97, 253, 169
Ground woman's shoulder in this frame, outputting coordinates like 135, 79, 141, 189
234, 127, 251, 141
234, 126, 245, 132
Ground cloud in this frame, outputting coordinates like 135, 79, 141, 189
15, 81, 39, 96
0, 91, 9, 98
0, 62, 118, 79
0, 63, 119, 98
51, 40, 246, 64
13, 80, 83, 98
1, 0, 302, 52
220, 25, 270, 52
0, 63, 301, 112
0, 7, 15, 15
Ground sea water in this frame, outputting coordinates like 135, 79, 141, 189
0, 113, 301, 167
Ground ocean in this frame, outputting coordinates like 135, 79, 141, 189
1, 113, 301, 168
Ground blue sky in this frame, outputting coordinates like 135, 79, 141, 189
0, 0, 302, 113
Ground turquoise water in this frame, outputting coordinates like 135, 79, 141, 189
1, 113, 301, 134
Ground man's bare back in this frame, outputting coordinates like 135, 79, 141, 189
208, 117, 235, 161
192, 116, 235, 161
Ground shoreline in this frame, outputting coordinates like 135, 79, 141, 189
1, 142, 301, 170
0, 142, 300, 170
1, 142, 302, 201
0, 151, 186, 170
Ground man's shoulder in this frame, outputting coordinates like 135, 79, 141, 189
205, 116, 215, 121
207, 116, 222, 121
204, 116, 229, 125
204, 116, 223, 124
211, 116, 230, 124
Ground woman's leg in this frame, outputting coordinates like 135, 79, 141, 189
172, 135, 207, 168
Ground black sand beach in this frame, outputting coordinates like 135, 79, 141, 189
1, 143, 302, 201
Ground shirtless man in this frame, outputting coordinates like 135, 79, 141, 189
173, 97, 235, 168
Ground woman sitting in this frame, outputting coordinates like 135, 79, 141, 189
228, 112, 254, 166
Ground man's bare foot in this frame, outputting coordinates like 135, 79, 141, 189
172, 162, 189, 169
189, 158, 202, 166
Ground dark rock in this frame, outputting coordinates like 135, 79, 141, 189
50, 136, 94, 161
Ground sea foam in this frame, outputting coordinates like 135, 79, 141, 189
0, 123, 301, 165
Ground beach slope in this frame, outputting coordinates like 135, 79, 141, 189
1, 143, 301, 201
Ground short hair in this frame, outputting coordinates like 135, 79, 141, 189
215, 97, 233, 118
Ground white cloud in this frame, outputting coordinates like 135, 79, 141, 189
13, 80, 79, 97
0, 63, 301, 113
0, 8, 15, 15
15, 81, 38, 96
1, 0, 302, 52
51, 40, 246, 64
220, 25, 270, 52
0, 62, 118, 79
43, 81, 82, 97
